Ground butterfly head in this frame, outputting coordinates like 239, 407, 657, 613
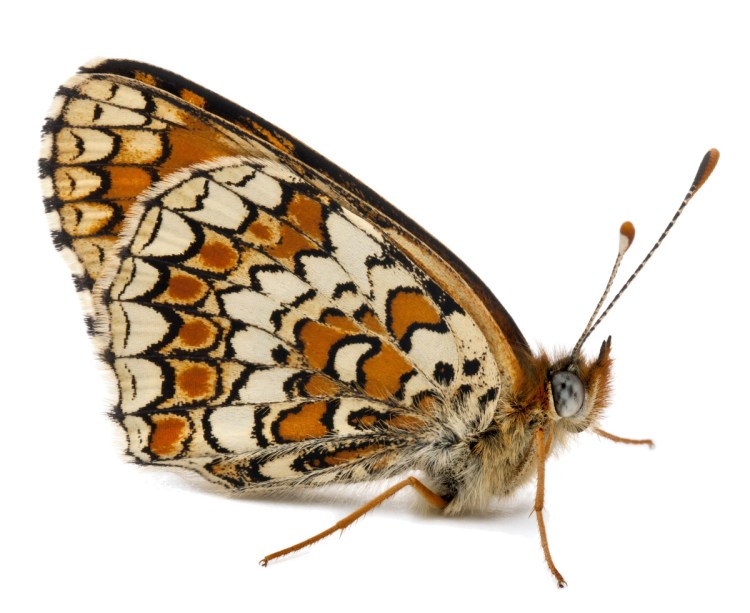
542, 149, 719, 434
546, 337, 613, 434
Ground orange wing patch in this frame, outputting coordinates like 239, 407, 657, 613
149, 413, 192, 459
179, 89, 206, 108
133, 71, 157, 86
104, 166, 155, 201
387, 288, 442, 342
286, 193, 326, 242
42, 74, 253, 289
360, 343, 415, 401
197, 238, 240, 273
163, 272, 210, 305
241, 210, 320, 267
274, 401, 332, 442
295, 313, 416, 401
297, 319, 349, 370
172, 361, 219, 403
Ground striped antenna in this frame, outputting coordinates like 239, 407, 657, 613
571, 222, 635, 357
572, 148, 719, 357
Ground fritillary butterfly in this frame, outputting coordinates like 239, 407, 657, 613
39, 59, 718, 586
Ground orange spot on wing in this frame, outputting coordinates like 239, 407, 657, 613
317, 444, 383, 467
199, 241, 238, 272
248, 220, 272, 241
150, 414, 191, 458
134, 71, 157, 86
388, 290, 442, 341
180, 89, 206, 108
357, 414, 378, 427
167, 273, 207, 302
104, 166, 153, 200
163, 116, 245, 175
359, 309, 388, 336
174, 362, 217, 400
276, 401, 330, 441
304, 374, 342, 397
415, 394, 439, 413
178, 319, 214, 347
298, 321, 345, 370
388, 413, 426, 431
361, 344, 413, 400
267, 225, 316, 262
286, 193, 325, 242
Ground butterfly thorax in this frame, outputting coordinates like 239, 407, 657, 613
435, 340, 613, 514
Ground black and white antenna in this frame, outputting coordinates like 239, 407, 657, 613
572, 148, 720, 358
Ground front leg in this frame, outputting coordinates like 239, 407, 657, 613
534, 427, 567, 588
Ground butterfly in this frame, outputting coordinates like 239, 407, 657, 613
39, 58, 718, 587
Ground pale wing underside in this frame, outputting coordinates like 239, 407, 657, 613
41, 65, 514, 490
100, 156, 501, 487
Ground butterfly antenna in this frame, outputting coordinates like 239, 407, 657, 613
571, 222, 635, 357
572, 148, 719, 357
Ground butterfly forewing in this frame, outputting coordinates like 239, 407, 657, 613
54, 59, 532, 382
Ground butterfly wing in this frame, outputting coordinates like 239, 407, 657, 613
41, 60, 532, 491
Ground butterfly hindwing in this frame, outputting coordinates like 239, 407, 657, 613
99, 155, 504, 487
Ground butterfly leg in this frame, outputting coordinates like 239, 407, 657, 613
259, 476, 448, 566
594, 427, 654, 448
534, 427, 567, 588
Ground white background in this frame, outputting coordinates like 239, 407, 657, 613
2, 1, 748, 611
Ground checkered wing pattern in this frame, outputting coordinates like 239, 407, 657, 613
40, 60, 530, 491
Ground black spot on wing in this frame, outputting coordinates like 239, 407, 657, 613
457, 384, 473, 400
73, 272, 93, 292
478, 387, 499, 409
463, 358, 480, 376
271, 344, 290, 364
433, 362, 455, 386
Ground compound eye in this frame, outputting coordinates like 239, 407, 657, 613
551, 371, 585, 418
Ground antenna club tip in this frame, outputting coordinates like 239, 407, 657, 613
619, 221, 635, 253
691, 148, 720, 193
